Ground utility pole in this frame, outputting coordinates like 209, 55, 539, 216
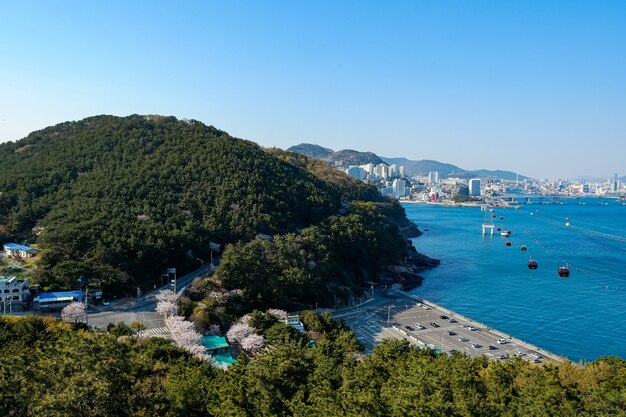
84, 285, 89, 325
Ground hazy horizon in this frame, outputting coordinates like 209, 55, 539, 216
1, 1, 624, 179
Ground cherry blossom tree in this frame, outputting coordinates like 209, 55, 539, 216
240, 334, 266, 353
226, 322, 254, 343
61, 302, 86, 323
267, 309, 288, 321
155, 290, 177, 317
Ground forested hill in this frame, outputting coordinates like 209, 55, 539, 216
0, 115, 378, 291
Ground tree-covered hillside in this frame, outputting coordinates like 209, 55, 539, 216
0, 115, 352, 291
2, 315, 625, 417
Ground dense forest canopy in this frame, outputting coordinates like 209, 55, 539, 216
0, 115, 397, 292
2, 315, 625, 417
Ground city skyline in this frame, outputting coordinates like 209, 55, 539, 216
1, 1, 625, 179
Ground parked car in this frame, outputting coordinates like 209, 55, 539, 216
430, 322, 440, 328
448, 318, 457, 323
468, 326, 477, 331
415, 323, 426, 330
459, 337, 469, 342
405, 325, 414, 331
471, 343, 481, 349
447, 330, 456, 336
497, 339, 508, 344
439, 315, 448, 320
487, 345, 498, 350
497, 354, 507, 360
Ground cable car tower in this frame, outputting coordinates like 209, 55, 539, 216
481, 205, 495, 235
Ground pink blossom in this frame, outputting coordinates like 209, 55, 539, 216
61, 302, 86, 323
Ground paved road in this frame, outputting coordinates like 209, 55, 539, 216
87, 260, 218, 331
340, 290, 559, 364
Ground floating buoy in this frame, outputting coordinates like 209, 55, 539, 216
520, 245, 527, 251
566, 217, 570, 221
500, 216, 504, 220
505, 241, 512, 247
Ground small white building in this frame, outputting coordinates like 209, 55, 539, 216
282, 315, 305, 333
3, 243, 38, 259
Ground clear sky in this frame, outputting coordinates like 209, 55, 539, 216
1, 1, 624, 179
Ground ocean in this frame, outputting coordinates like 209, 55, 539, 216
403, 198, 626, 362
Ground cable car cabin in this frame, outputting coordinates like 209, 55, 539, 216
505, 241, 512, 247
527, 259, 538, 269
558, 266, 570, 277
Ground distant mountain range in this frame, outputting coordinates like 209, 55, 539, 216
287, 144, 530, 181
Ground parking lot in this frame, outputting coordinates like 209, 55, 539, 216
341, 293, 559, 364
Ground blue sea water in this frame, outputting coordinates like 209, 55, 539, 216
403, 198, 626, 362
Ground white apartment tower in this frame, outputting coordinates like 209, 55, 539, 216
469, 178, 481, 196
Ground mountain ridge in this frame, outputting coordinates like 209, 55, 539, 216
289, 143, 531, 180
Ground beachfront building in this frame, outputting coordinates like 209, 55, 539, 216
0, 277, 30, 311
469, 178, 481, 196
3, 243, 38, 259
428, 171, 439, 184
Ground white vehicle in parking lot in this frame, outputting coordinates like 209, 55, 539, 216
459, 337, 469, 342
415, 323, 426, 330
497, 338, 508, 344
529, 353, 542, 359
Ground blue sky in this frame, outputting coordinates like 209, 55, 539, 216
1, 1, 624, 179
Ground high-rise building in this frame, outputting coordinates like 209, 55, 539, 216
399, 165, 405, 178
379, 164, 389, 179
428, 171, 439, 183
469, 178, 481, 196
392, 179, 407, 197
346, 166, 366, 181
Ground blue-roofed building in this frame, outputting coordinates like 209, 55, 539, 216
3, 243, 38, 259
202, 335, 237, 367
34, 291, 83, 311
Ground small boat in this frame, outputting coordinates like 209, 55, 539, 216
558, 264, 570, 277
505, 241, 512, 247
507, 230, 512, 235
520, 245, 527, 251
497, 227, 501, 231
528, 259, 538, 269
500, 231, 510, 237
500, 216, 504, 220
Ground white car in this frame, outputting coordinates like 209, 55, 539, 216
497, 339, 508, 344
421, 305, 431, 310
468, 326, 477, 331
459, 337, 469, 342
471, 343, 481, 349
415, 323, 426, 330
515, 351, 526, 357
529, 353, 542, 359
